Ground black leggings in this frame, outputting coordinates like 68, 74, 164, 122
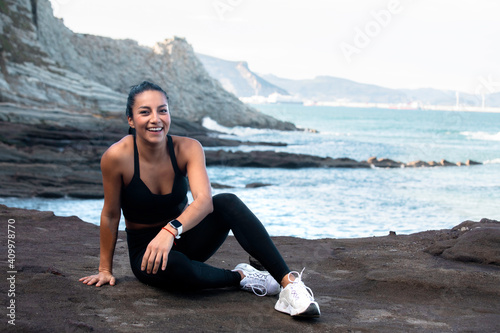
126, 193, 290, 291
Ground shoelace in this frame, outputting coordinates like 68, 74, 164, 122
248, 283, 268, 297
243, 271, 269, 297
287, 268, 315, 300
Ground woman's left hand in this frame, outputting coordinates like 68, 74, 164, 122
141, 229, 175, 274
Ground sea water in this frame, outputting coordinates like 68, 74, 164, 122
2, 105, 499, 239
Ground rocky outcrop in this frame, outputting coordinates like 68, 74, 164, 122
0, 0, 295, 130
206, 152, 481, 169
2, 205, 499, 332
366, 156, 481, 168
205, 150, 369, 168
425, 218, 500, 265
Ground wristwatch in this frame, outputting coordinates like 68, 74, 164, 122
168, 219, 183, 239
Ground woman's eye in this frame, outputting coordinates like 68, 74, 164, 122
160, 109, 168, 113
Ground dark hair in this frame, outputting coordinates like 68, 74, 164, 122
125, 81, 169, 118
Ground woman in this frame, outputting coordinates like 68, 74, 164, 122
80, 81, 320, 318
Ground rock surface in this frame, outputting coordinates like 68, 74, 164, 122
425, 218, 500, 265
1, 205, 499, 332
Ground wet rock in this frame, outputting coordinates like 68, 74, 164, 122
406, 160, 430, 167
205, 150, 370, 168
466, 159, 481, 166
210, 182, 235, 189
245, 182, 272, 188
440, 159, 456, 166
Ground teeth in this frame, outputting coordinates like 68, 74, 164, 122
148, 128, 163, 132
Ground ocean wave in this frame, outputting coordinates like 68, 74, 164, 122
202, 117, 277, 136
484, 158, 500, 164
461, 131, 500, 141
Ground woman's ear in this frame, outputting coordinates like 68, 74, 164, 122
127, 116, 134, 129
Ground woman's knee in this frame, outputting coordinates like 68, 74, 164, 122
212, 192, 242, 210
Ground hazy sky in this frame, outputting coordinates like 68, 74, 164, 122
49, 0, 499, 94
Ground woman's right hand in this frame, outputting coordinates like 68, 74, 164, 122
79, 271, 116, 287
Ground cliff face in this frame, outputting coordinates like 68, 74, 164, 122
0, 0, 295, 129
197, 53, 289, 98
0, 0, 125, 111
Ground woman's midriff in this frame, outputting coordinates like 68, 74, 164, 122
125, 220, 167, 230
124, 203, 188, 230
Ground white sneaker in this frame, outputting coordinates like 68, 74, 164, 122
274, 269, 321, 317
233, 263, 280, 296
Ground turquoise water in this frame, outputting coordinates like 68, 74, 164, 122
2, 105, 499, 238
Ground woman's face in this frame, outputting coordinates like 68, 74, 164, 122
128, 90, 171, 142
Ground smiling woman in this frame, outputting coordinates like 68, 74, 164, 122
79, 81, 321, 318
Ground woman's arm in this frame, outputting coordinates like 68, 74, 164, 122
80, 144, 123, 286
172, 137, 214, 231
141, 137, 213, 274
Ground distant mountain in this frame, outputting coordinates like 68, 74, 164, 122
196, 53, 499, 108
263, 74, 410, 104
197, 54, 289, 98
263, 74, 492, 107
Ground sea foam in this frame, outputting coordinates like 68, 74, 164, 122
461, 131, 500, 141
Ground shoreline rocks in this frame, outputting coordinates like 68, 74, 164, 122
206, 151, 481, 169
0, 104, 483, 198
366, 156, 481, 168
1, 204, 498, 332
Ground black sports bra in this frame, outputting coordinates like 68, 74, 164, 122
121, 135, 188, 224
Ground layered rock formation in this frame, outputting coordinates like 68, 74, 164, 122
0, 0, 295, 130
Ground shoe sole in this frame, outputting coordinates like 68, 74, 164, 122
275, 300, 321, 318
294, 303, 321, 318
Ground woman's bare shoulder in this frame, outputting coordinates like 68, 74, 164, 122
102, 135, 134, 165
170, 135, 203, 150
170, 135, 204, 169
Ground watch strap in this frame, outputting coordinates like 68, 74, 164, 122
169, 219, 183, 239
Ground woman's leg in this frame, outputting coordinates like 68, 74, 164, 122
208, 193, 291, 284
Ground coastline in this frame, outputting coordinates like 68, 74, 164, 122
1, 204, 499, 332
245, 100, 500, 113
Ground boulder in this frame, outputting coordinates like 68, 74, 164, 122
425, 219, 500, 265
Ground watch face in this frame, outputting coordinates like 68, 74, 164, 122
170, 220, 182, 229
